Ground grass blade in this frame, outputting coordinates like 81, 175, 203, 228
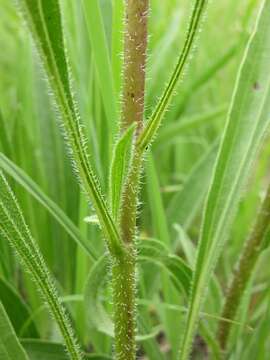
180, 1, 270, 358
0, 302, 29, 360
82, 0, 118, 137
0, 172, 82, 359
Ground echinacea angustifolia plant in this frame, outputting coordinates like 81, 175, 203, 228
0, 0, 270, 359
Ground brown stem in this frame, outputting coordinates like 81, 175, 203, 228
217, 183, 270, 351
121, 0, 149, 134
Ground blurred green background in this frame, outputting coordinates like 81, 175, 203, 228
0, 0, 269, 359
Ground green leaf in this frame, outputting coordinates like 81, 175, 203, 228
180, 1, 270, 358
0, 302, 29, 360
15, 0, 121, 256
82, 0, 118, 137
146, 154, 170, 246
137, 0, 208, 152
109, 124, 136, 221
0, 277, 39, 338
0, 111, 12, 157
0, 153, 97, 260
111, 0, 124, 102
0, 172, 82, 360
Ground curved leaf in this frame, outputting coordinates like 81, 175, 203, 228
0, 172, 82, 359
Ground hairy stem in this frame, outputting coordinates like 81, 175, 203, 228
121, 0, 149, 134
112, 248, 136, 360
217, 183, 270, 351
112, 1, 149, 359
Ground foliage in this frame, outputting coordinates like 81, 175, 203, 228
0, 0, 269, 359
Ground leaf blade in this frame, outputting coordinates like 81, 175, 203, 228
180, 2, 270, 358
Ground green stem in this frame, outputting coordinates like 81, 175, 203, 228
217, 183, 270, 351
112, 248, 136, 360
112, 1, 149, 359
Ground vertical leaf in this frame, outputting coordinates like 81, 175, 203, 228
109, 124, 136, 221
180, 1, 270, 358
82, 0, 118, 137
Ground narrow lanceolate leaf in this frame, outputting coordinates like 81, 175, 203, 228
109, 124, 136, 221
0, 153, 97, 260
15, 0, 121, 256
137, 0, 208, 152
180, 2, 270, 358
0, 172, 82, 360
0, 302, 29, 360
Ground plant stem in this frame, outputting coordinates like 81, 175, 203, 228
112, 1, 149, 359
121, 0, 149, 134
217, 183, 270, 351
112, 248, 136, 360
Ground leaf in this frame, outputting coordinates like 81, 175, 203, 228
82, 0, 118, 137
0, 277, 39, 338
15, 0, 121, 256
146, 154, 170, 246
0, 172, 82, 359
137, 0, 208, 152
21, 340, 112, 360
180, 1, 270, 358
0, 302, 29, 360
109, 124, 136, 220
0, 111, 12, 157
111, 0, 124, 102
0, 153, 97, 260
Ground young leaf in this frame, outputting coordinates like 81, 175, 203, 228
0, 302, 29, 360
109, 123, 136, 221
180, 1, 270, 358
137, 0, 208, 152
15, 0, 121, 256
0, 172, 82, 360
